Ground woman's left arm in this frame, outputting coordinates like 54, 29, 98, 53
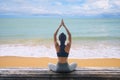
54, 21, 62, 43
54, 20, 62, 52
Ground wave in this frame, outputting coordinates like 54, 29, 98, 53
73, 36, 120, 40
0, 44, 120, 59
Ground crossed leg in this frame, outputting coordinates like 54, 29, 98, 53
48, 63, 57, 72
69, 62, 77, 71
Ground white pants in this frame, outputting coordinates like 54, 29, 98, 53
48, 62, 77, 73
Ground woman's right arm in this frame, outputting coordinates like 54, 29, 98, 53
62, 20, 71, 44
62, 20, 71, 53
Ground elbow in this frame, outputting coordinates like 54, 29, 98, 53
69, 32, 71, 37
54, 33, 56, 36
68, 33, 71, 39
54, 33, 57, 38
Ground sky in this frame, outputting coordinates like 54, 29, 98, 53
0, 0, 120, 18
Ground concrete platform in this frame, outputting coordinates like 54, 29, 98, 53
0, 67, 120, 80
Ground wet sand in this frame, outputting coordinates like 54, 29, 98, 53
0, 56, 120, 68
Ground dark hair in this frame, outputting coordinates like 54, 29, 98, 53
59, 33, 66, 44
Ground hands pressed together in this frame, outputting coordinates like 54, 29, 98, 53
54, 19, 71, 44
59, 19, 66, 28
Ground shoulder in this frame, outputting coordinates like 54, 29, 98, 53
65, 43, 71, 53
66, 42, 71, 47
55, 42, 59, 47
54, 42, 60, 52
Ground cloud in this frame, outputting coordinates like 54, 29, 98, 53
68, 0, 120, 16
0, 0, 120, 17
91, 0, 109, 9
111, 0, 120, 7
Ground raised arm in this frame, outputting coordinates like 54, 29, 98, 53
54, 24, 61, 43
54, 20, 63, 47
62, 19, 71, 44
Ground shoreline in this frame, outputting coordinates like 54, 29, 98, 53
0, 56, 120, 68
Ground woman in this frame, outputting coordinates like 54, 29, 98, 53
48, 19, 77, 73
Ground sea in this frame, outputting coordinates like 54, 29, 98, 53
0, 18, 120, 59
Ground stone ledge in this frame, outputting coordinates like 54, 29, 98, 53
0, 67, 120, 80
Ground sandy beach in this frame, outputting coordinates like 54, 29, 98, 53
0, 56, 120, 68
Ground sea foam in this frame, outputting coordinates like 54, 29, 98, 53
0, 44, 120, 59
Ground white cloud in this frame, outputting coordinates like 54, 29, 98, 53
92, 0, 110, 9
68, 0, 120, 16
54, 2, 62, 6
0, 0, 120, 17
112, 0, 120, 6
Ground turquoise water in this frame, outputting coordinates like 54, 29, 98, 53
0, 18, 120, 58
0, 18, 120, 40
